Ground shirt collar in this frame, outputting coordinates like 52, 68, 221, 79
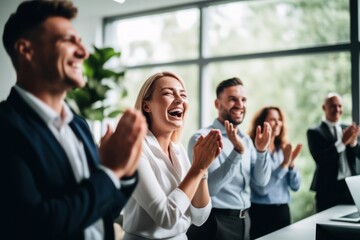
145, 130, 159, 147
14, 85, 74, 128
323, 118, 340, 128
144, 130, 180, 155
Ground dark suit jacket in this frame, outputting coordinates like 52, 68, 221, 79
307, 122, 360, 197
0, 88, 137, 240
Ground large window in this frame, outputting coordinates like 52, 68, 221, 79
104, 8, 200, 65
104, 0, 358, 222
203, 1, 349, 57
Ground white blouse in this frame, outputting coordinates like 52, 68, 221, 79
123, 131, 211, 240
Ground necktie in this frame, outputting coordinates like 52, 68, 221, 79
334, 125, 346, 174
333, 126, 338, 141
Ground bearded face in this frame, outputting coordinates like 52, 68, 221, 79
216, 85, 247, 127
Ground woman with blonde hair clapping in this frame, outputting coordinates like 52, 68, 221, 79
122, 71, 223, 240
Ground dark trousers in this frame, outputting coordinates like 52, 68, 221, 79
187, 208, 250, 240
249, 203, 290, 240
316, 179, 354, 212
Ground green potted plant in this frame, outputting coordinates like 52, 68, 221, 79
67, 46, 127, 121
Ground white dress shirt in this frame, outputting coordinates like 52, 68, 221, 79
323, 119, 352, 180
123, 131, 211, 240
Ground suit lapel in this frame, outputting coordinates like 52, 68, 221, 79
320, 122, 336, 142
8, 87, 99, 177
7, 88, 75, 181
69, 119, 99, 171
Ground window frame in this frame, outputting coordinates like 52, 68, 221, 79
103, 0, 360, 126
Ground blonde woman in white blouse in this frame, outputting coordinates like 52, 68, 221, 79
122, 71, 223, 240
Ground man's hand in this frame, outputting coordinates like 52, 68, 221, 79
342, 123, 359, 145
254, 122, 272, 152
99, 109, 147, 178
225, 120, 244, 154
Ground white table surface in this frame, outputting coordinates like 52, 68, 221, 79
257, 205, 360, 240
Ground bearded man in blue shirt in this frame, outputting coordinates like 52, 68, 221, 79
187, 77, 272, 240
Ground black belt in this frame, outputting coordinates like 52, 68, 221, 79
252, 202, 288, 207
212, 208, 249, 218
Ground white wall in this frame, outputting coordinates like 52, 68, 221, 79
0, 0, 23, 100
0, 0, 103, 101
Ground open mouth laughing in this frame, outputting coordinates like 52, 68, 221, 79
168, 108, 183, 119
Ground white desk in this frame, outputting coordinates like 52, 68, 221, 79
257, 205, 360, 240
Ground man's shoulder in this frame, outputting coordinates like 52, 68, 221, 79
239, 129, 251, 138
0, 100, 20, 124
0, 100, 30, 146
307, 123, 322, 132
187, 125, 215, 146
190, 125, 214, 137
0, 99, 11, 112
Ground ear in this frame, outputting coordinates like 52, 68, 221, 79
142, 101, 151, 113
215, 99, 219, 110
15, 38, 32, 62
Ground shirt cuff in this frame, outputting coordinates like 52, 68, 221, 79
169, 188, 191, 215
190, 199, 212, 213
99, 165, 121, 189
288, 168, 298, 175
335, 140, 346, 153
256, 150, 267, 160
276, 167, 288, 179
120, 173, 138, 187
228, 149, 242, 164
190, 200, 212, 226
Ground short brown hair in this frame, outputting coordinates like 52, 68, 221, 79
2, 0, 77, 69
216, 77, 243, 98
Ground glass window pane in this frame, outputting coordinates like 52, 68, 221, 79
205, 52, 351, 221
203, 0, 349, 57
120, 65, 199, 146
102, 1, 354, 223
104, 8, 199, 66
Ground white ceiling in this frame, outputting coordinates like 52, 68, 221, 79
72, 0, 211, 18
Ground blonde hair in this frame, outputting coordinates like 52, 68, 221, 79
134, 71, 187, 142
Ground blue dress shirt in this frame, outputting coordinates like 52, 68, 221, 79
188, 119, 271, 210
250, 148, 301, 204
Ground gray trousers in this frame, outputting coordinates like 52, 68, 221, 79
187, 208, 250, 240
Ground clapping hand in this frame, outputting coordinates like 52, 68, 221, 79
290, 144, 302, 168
255, 122, 272, 152
342, 123, 360, 146
281, 143, 302, 169
225, 120, 244, 154
99, 109, 147, 178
